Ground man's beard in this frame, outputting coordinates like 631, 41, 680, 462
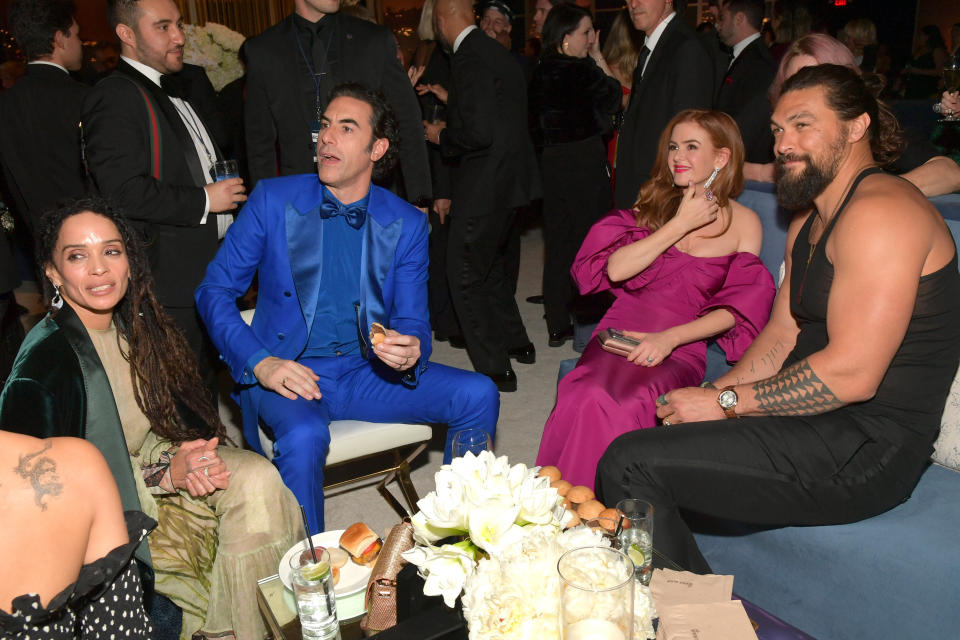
774, 136, 846, 211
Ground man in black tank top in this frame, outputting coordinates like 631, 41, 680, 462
596, 65, 960, 573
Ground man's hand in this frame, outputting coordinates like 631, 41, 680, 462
416, 83, 448, 104
623, 330, 676, 367
253, 356, 322, 401
423, 120, 446, 145
169, 437, 231, 496
656, 387, 725, 425
374, 330, 421, 371
205, 178, 247, 213
433, 198, 451, 224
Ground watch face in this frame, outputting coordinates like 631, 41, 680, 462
718, 389, 738, 409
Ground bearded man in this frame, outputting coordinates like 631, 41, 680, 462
596, 64, 960, 573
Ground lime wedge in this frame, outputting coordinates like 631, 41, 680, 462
627, 543, 645, 567
300, 561, 331, 582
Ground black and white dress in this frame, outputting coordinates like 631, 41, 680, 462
1, 511, 154, 639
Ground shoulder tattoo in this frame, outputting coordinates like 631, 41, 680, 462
14, 442, 63, 511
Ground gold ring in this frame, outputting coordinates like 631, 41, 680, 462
281, 377, 287, 386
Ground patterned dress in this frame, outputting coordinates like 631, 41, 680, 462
1, 511, 154, 639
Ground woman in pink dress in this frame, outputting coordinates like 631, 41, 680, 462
537, 110, 776, 490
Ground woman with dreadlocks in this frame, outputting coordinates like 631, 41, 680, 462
0, 198, 301, 640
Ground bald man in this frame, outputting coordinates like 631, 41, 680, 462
424, 0, 539, 391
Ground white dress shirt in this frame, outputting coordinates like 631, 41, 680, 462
641, 12, 676, 77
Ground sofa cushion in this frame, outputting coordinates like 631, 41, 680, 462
693, 463, 960, 640
934, 362, 960, 470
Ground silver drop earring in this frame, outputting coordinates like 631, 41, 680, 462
703, 167, 721, 201
51, 283, 63, 310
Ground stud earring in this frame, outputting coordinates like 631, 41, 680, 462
51, 283, 63, 310
703, 167, 721, 201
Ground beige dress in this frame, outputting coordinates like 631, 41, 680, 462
88, 324, 302, 640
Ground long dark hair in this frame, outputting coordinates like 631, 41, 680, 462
780, 63, 903, 166
634, 110, 745, 235
541, 3, 592, 59
38, 198, 224, 442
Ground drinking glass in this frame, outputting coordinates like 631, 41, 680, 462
558, 546, 634, 640
938, 57, 960, 122
213, 159, 239, 181
616, 499, 654, 586
288, 549, 340, 639
451, 428, 492, 458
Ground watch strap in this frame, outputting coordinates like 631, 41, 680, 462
719, 385, 739, 419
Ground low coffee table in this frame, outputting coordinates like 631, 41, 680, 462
256, 574, 365, 640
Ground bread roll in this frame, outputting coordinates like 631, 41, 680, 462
538, 465, 562, 483
370, 322, 387, 345
576, 499, 605, 521
566, 485, 594, 506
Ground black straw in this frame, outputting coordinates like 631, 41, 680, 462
615, 514, 625, 537
300, 505, 319, 562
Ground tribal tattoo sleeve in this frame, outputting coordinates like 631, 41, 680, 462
14, 442, 63, 510
751, 358, 843, 416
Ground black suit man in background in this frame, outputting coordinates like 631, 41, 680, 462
82, 0, 245, 386
427, 0, 540, 392
614, 0, 715, 208
0, 0, 88, 236
714, 0, 775, 164
243, 0, 431, 205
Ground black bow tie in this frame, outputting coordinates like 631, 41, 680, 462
160, 73, 187, 99
319, 195, 366, 229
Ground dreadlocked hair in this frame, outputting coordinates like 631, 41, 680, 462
38, 198, 225, 443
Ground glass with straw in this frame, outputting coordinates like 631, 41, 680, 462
290, 505, 340, 639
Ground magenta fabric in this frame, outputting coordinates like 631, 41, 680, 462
536, 209, 776, 489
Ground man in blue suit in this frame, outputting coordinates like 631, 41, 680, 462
197, 84, 499, 532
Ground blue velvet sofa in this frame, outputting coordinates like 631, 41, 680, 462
559, 182, 960, 639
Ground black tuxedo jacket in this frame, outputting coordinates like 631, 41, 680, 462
81, 59, 220, 308
244, 13, 431, 201
441, 29, 540, 213
614, 16, 715, 209
715, 37, 776, 164
0, 63, 90, 232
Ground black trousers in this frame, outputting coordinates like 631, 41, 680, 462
447, 205, 530, 375
596, 410, 929, 573
428, 211, 462, 340
540, 137, 612, 334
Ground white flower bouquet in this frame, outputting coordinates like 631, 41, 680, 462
182, 22, 246, 91
402, 451, 656, 639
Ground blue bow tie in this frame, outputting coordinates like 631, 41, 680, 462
319, 196, 367, 229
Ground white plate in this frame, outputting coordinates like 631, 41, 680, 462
279, 529, 373, 597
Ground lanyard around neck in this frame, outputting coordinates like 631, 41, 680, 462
293, 16, 337, 123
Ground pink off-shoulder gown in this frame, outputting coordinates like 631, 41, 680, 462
536, 209, 777, 490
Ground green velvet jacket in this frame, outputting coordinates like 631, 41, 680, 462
0, 303, 154, 582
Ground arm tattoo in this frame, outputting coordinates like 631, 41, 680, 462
751, 359, 843, 416
14, 442, 63, 510
736, 339, 787, 386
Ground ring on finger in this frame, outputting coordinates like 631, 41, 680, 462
281, 376, 287, 386
656, 394, 667, 406
663, 419, 672, 426
646, 356, 654, 363
204, 467, 209, 477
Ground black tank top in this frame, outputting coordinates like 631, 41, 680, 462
786, 168, 960, 446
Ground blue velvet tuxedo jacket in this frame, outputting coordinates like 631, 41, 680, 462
195, 174, 431, 452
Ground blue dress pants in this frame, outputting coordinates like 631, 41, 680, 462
258, 354, 499, 533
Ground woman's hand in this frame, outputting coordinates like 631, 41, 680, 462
941, 91, 960, 116
408, 64, 426, 87
623, 330, 677, 367
169, 438, 231, 497
416, 83, 448, 104
673, 180, 720, 235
